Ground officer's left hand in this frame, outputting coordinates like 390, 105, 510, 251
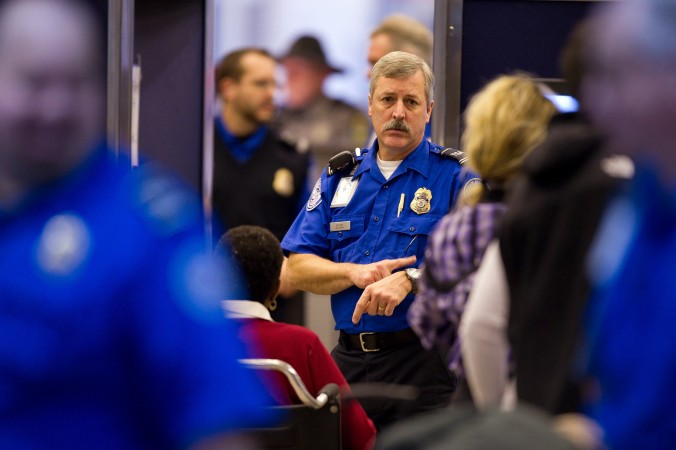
352, 271, 412, 324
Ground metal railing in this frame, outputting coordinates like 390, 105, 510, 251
239, 358, 331, 410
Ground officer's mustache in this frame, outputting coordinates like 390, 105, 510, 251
383, 119, 410, 133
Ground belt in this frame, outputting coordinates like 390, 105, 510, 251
339, 328, 419, 352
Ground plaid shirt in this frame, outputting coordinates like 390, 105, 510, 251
408, 201, 507, 378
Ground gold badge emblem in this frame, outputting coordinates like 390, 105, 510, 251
410, 187, 432, 214
273, 168, 294, 197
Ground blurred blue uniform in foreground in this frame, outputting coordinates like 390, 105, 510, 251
0, 146, 274, 449
585, 164, 676, 450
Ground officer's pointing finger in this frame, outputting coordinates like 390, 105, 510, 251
386, 255, 416, 271
352, 293, 369, 324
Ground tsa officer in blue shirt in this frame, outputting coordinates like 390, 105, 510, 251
282, 51, 471, 430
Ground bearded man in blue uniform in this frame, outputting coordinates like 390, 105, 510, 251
282, 51, 473, 431
0, 0, 273, 448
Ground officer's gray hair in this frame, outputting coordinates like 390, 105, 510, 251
369, 51, 434, 106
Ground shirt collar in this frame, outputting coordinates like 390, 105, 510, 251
222, 300, 274, 321
355, 139, 430, 179
215, 116, 268, 163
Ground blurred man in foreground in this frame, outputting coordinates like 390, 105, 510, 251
0, 0, 272, 448
578, 0, 676, 448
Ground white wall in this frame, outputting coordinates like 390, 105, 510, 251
214, 0, 433, 111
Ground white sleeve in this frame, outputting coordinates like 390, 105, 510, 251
459, 240, 511, 410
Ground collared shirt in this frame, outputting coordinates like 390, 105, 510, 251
215, 116, 268, 163
222, 300, 273, 321
281, 139, 470, 333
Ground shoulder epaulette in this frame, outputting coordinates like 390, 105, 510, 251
438, 147, 468, 165
327, 147, 368, 176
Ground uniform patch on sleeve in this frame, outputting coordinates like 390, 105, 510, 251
463, 177, 483, 192
306, 177, 322, 211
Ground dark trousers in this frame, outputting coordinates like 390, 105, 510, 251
331, 339, 456, 432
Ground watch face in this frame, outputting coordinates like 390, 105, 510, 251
406, 268, 421, 294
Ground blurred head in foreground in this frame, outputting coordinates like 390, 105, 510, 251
0, 0, 106, 204
583, 0, 676, 180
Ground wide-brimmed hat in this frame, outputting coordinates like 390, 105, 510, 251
279, 35, 343, 73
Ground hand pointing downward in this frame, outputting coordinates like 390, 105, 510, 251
352, 256, 417, 324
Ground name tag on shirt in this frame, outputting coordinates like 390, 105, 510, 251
329, 221, 351, 232
330, 177, 359, 208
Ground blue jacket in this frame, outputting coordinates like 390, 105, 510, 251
584, 164, 676, 450
0, 145, 274, 449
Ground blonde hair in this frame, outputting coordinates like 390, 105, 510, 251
460, 74, 556, 206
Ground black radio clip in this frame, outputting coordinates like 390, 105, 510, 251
327, 148, 364, 176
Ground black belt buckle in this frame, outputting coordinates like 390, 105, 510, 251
359, 332, 379, 352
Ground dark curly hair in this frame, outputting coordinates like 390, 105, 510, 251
216, 225, 283, 303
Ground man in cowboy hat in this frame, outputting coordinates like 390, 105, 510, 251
275, 35, 369, 179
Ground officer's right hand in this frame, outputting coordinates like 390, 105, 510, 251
349, 255, 416, 289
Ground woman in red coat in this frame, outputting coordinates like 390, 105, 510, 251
219, 225, 376, 450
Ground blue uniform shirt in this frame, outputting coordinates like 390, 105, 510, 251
282, 139, 471, 333
0, 145, 274, 449
583, 164, 676, 450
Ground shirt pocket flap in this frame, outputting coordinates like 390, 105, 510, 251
387, 215, 440, 236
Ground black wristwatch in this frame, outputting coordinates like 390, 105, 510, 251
405, 268, 422, 294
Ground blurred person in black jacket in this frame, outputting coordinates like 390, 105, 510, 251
460, 19, 633, 416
